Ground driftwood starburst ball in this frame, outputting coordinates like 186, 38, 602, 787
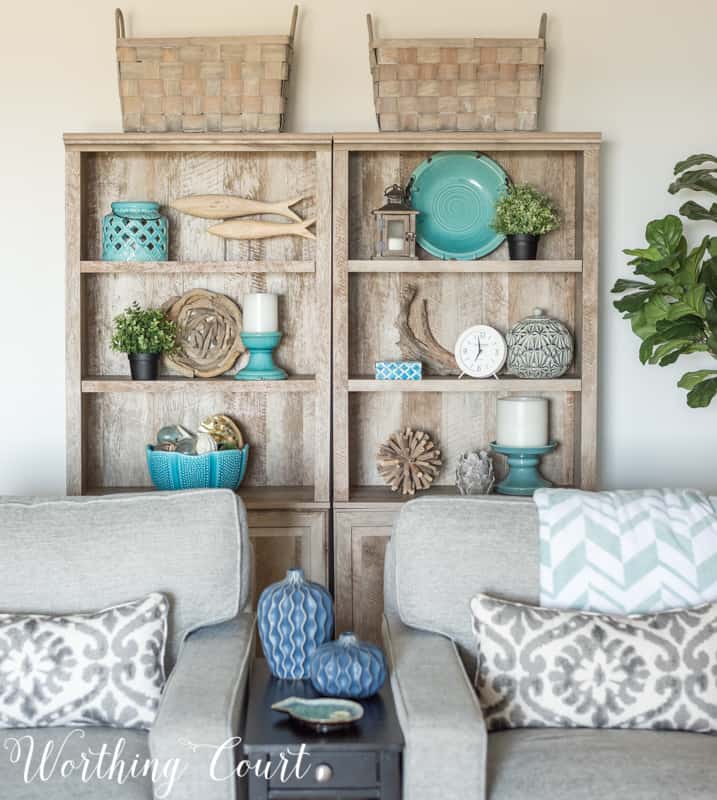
377, 428, 442, 496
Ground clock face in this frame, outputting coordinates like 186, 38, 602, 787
454, 325, 507, 378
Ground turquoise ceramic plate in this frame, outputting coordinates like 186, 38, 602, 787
408, 152, 509, 260
272, 696, 364, 731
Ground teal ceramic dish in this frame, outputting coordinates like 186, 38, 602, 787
145, 444, 249, 490
408, 152, 509, 260
271, 696, 364, 732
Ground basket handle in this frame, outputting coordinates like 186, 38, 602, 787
538, 12, 548, 47
115, 8, 126, 40
288, 5, 299, 45
366, 13, 375, 45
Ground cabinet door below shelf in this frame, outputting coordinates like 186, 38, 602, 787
334, 510, 399, 646
248, 509, 329, 607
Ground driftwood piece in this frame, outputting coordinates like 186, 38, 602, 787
171, 194, 307, 222
162, 289, 244, 378
208, 217, 316, 241
377, 427, 442, 496
395, 284, 459, 375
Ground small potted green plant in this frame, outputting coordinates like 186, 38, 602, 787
111, 302, 176, 381
492, 183, 560, 260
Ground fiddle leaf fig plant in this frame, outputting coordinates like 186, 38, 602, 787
612, 153, 717, 407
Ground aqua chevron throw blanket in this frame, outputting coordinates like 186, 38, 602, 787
534, 488, 717, 613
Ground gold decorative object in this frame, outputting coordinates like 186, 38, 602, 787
376, 427, 442, 496
395, 284, 459, 375
199, 414, 244, 450
162, 289, 244, 379
171, 194, 307, 222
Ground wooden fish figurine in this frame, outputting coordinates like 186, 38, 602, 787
208, 217, 316, 241
171, 194, 305, 222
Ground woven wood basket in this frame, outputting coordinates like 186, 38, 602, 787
368, 13, 546, 132
115, 6, 297, 133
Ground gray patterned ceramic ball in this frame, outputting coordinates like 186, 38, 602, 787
506, 308, 574, 379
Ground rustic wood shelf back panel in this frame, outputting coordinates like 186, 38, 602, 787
332, 132, 599, 644
65, 134, 331, 507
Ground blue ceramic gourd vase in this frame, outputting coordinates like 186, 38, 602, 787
309, 631, 387, 699
257, 568, 333, 679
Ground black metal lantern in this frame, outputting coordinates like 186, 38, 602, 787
371, 184, 418, 260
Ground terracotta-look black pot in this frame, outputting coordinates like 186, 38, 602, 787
507, 234, 540, 260
128, 352, 159, 380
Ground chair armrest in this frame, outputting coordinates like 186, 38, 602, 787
149, 612, 256, 800
383, 610, 487, 800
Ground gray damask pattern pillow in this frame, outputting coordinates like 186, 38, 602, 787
470, 593, 717, 733
0, 593, 168, 730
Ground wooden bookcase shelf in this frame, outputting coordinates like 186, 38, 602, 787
347, 259, 582, 274
81, 376, 317, 393
80, 260, 315, 274
65, 134, 331, 507
333, 132, 600, 505
347, 377, 582, 393
332, 131, 599, 644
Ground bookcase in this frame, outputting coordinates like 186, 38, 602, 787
65, 131, 600, 643
64, 133, 332, 604
332, 132, 600, 642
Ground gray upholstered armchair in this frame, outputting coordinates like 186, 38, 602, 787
383, 496, 715, 800
0, 490, 255, 800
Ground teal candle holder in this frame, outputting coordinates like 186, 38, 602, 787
235, 331, 287, 381
491, 441, 557, 496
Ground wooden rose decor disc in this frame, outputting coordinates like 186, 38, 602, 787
377, 427, 442, 496
162, 289, 244, 378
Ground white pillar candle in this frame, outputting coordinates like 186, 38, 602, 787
243, 293, 278, 333
496, 396, 549, 447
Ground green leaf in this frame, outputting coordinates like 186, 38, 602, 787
611, 278, 653, 293
654, 315, 704, 335
631, 252, 681, 275
659, 343, 707, 366
639, 336, 657, 364
630, 294, 671, 339
674, 153, 717, 174
613, 292, 652, 314
703, 258, 717, 294
650, 339, 699, 365
645, 215, 683, 255
687, 378, 717, 408
679, 201, 717, 222
677, 370, 717, 390
710, 238, 717, 258
683, 284, 707, 317
669, 169, 717, 196
623, 245, 663, 262
675, 236, 710, 287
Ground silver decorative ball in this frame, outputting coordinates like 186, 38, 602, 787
506, 307, 574, 379
455, 450, 495, 495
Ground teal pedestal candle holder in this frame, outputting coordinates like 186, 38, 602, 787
235, 331, 287, 381
491, 441, 557, 496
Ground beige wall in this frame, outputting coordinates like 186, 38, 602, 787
1, 0, 716, 493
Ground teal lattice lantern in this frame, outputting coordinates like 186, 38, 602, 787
102, 201, 168, 262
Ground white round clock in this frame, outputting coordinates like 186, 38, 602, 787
454, 325, 507, 378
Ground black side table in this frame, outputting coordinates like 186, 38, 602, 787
243, 659, 404, 799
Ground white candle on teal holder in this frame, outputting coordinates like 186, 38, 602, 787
496, 396, 549, 447
243, 293, 278, 333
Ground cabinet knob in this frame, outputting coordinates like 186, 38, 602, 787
314, 763, 333, 783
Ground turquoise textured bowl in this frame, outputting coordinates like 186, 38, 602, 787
408, 151, 509, 260
145, 444, 249, 491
